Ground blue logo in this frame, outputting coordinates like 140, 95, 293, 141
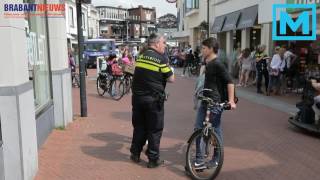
272, 4, 317, 41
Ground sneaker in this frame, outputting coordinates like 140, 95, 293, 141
130, 154, 140, 163
147, 159, 164, 168
194, 162, 206, 170
257, 90, 263, 94
206, 160, 218, 169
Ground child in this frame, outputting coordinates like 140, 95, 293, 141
108, 54, 123, 76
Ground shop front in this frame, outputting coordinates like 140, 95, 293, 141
210, 5, 259, 54
0, 0, 71, 179
273, 5, 320, 76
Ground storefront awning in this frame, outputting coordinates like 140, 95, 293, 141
210, 16, 226, 33
237, 5, 258, 30
221, 11, 241, 32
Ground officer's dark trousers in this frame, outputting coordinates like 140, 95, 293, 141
130, 95, 164, 161
257, 70, 269, 92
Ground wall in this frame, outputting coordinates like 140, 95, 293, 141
0, 1, 39, 179
258, 0, 286, 24
185, 0, 207, 29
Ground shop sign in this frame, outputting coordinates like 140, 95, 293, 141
286, 0, 320, 13
3, 3, 65, 18
272, 3, 317, 40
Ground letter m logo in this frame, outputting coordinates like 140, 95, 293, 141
272, 4, 317, 41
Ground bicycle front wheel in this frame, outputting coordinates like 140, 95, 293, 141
96, 76, 106, 96
185, 129, 224, 180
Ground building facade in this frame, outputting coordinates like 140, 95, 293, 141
88, 5, 100, 39
210, 0, 320, 57
97, 6, 128, 41
96, 5, 157, 44
0, 0, 73, 179
173, 0, 207, 50
65, 0, 89, 63
128, 5, 157, 41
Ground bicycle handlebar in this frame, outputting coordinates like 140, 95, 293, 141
196, 89, 231, 110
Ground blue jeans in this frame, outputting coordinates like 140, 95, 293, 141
194, 102, 223, 163
268, 75, 280, 93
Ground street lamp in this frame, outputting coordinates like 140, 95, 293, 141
76, 0, 91, 117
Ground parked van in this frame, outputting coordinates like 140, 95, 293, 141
84, 39, 116, 68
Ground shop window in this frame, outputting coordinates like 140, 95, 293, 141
69, 7, 74, 27
25, 0, 52, 113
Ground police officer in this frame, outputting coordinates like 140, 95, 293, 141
255, 45, 269, 94
130, 33, 175, 168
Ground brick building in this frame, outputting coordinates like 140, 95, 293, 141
96, 5, 157, 43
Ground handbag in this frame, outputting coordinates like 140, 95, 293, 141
270, 68, 279, 76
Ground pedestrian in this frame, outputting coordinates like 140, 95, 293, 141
68, 49, 76, 82
255, 45, 269, 94
237, 48, 252, 87
267, 47, 286, 96
183, 49, 194, 76
194, 37, 236, 170
130, 33, 175, 168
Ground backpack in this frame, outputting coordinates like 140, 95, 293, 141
111, 63, 123, 76
219, 81, 239, 103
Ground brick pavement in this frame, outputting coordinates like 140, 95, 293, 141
35, 69, 320, 180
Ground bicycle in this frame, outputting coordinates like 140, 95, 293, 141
71, 71, 80, 88
185, 89, 232, 180
185, 62, 200, 77
96, 72, 125, 101
123, 72, 133, 95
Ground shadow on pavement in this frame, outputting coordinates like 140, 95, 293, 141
81, 132, 189, 178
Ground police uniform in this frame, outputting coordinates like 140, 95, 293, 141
130, 48, 173, 162
255, 52, 269, 93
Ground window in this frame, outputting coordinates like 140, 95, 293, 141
69, 7, 74, 27
84, 42, 112, 52
101, 30, 108, 34
185, 0, 199, 13
82, 12, 86, 30
25, 0, 52, 112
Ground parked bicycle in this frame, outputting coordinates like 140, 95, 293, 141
71, 72, 80, 88
185, 89, 232, 180
123, 72, 133, 94
186, 62, 200, 77
96, 72, 125, 101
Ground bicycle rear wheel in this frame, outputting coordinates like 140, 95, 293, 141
185, 129, 224, 180
110, 78, 125, 101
